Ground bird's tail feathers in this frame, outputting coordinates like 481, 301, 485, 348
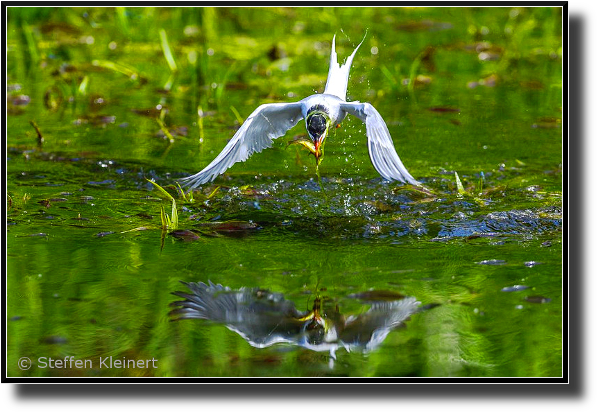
324, 32, 366, 101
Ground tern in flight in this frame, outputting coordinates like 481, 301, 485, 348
170, 281, 421, 360
181, 35, 420, 189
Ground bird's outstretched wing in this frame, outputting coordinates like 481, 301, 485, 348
180, 102, 304, 189
340, 297, 420, 352
340, 102, 420, 185
170, 281, 308, 348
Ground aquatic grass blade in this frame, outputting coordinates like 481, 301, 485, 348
206, 185, 221, 200
454, 172, 487, 206
160, 29, 178, 72
115, 7, 129, 35
170, 198, 179, 229
140, 157, 182, 224
92, 60, 139, 81
197, 106, 205, 141
146, 178, 175, 202
78, 76, 89, 96
156, 118, 176, 143
229, 106, 244, 125
21, 23, 39, 67
315, 161, 328, 203
215, 63, 237, 106
455, 171, 467, 197
159, 205, 169, 229
175, 182, 191, 202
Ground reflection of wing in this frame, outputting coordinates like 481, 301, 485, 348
170, 281, 308, 347
180, 102, 304, 189
171, 282, 423, 358
340, 102, 420, 185
340, 297, 420, 351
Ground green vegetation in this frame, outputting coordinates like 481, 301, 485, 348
6, 6, 562, 377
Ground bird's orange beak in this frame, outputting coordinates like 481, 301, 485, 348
313, 132, 327, 164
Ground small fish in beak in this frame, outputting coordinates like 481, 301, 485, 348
287, 131, 328, 165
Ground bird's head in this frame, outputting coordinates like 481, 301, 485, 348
306, 110, 331, 163
299, 296, 336, 345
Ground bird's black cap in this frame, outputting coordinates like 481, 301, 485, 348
307, 113, 328, 140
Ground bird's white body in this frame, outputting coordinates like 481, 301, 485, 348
181, 35, 419, 189
301, 93, 346, 124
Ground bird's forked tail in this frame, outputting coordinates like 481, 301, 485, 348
323, 33, 366, 101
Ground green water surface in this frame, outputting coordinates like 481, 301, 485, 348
6, 6, 563, 378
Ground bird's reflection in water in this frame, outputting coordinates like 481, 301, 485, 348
170, 281, 424, 360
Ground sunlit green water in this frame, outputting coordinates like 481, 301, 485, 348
6, 7, 562, 377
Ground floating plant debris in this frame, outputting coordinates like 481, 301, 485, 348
501, 285, 530, 292
73, 114, 117, 126
195, 220, 259, 233
347, 290, 406, 302
170, 229, 201, 241
477, 259, 507, 265
95, 231, 115, 237
40, 335, 68, 345
428, 106, 460, 113
524, 296, 552, 304
396, 20, 453, 32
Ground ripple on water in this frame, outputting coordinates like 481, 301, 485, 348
195, 176, 562, 244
